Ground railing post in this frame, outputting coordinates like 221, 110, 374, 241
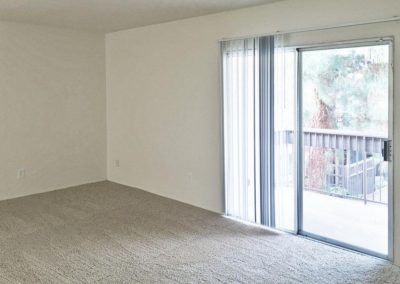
346, 149, 350, 192
363, 137, 367, 205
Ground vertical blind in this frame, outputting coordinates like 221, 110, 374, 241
222, 36, 289, 227
222, 38, 260, 223
273, 34, 297, 231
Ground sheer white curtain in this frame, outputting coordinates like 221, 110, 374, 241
222, 38, 260, 223
273, 34, 297, 231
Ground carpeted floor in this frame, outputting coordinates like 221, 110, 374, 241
0, 181, 399, 283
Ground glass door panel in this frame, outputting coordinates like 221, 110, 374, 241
299, 43, 391, 256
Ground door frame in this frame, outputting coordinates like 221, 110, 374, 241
295, 38, 394, 260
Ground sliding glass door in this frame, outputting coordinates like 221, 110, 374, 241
297, 41, 392, 257
222, 22, 395, 259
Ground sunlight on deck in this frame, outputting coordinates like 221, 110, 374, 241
276, 188, 388, 255
304, 191, 387, 255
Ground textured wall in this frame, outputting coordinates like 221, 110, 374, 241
0, 21, 107, 200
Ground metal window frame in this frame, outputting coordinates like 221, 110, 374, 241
296, 38, 394, 261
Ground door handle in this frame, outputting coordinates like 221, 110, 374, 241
382, 140, 392, 162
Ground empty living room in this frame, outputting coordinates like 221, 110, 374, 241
1, 0, 400, 283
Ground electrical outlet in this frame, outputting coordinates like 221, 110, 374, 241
114, 159, 120, 167
17, 169, 25, 179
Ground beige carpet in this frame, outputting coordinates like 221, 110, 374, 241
0, 181, 399, 283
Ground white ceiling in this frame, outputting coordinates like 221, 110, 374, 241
0, 0, 283, 33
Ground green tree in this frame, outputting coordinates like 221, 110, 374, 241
303, 46, 389, 192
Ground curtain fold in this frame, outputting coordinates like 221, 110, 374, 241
259, 36, 275, 226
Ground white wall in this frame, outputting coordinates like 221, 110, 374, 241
0, 21, 106, 200
106, 0, 400, 263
